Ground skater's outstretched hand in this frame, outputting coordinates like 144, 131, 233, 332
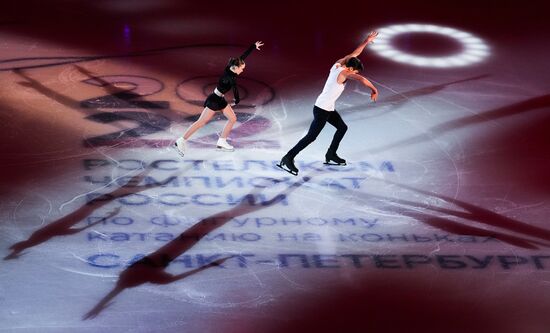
255, 41, 264, 50
365, 31, 378, 44
336, 31, 377, 65
371, 89, 378, 102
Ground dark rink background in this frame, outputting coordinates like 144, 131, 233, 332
1, 0, 549, 332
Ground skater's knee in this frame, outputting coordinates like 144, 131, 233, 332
340, 124, 348, 132
303, 135, 317, 144
226, 115, 237, 124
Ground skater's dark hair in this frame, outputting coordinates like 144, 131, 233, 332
345, 57, 364, 72
228, 57, 245, 68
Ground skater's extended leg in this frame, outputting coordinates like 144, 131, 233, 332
286, 106, 329, 158
325, 110, 348, 165
174, 107, 216, 157
220, 105, 237, 139
183, 107, 217, 140
217, 105, 237, 151
279, 107, 330, 175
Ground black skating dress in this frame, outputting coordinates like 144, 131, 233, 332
204, 44, 256, 111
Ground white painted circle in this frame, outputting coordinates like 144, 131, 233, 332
369, 24, 490, 67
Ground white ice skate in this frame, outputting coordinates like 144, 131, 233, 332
173, 137, 187, 157
216, 137, 234, 152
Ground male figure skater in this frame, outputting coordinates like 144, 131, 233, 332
278, 32, 379, 175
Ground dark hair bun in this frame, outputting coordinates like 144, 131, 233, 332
228, 57, 245, 67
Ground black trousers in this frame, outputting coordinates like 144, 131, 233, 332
286, 105, 348, 159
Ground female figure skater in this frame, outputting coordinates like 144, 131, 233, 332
278, 32, 379, 175
174, 41, 264, 156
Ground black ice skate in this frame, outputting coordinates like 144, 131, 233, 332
277, 155, 299, 176
324, 151, 347, 166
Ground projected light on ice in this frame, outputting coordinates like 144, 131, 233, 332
369, 23, 490, 67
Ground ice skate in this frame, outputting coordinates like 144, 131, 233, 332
277, 155, 299, 176
216, 137, 234, 152
324, 151, 346, 166
173, 137, 187, 157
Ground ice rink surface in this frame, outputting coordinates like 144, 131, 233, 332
1, 1, 549, 332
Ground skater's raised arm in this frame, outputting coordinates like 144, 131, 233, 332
230, 41, 263, 105
336, 31, 378, 66
341, 72, 378, 101
240, 41, 264, 60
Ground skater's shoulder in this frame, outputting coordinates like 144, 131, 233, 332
329, 62, 345, 72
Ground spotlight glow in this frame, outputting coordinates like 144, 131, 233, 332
369, 23, 490, 68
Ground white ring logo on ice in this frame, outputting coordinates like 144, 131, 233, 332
369, 24, 490, 67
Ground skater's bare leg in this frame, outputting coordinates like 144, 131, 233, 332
220, 105, 237, 139
183, 107, 216, 140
